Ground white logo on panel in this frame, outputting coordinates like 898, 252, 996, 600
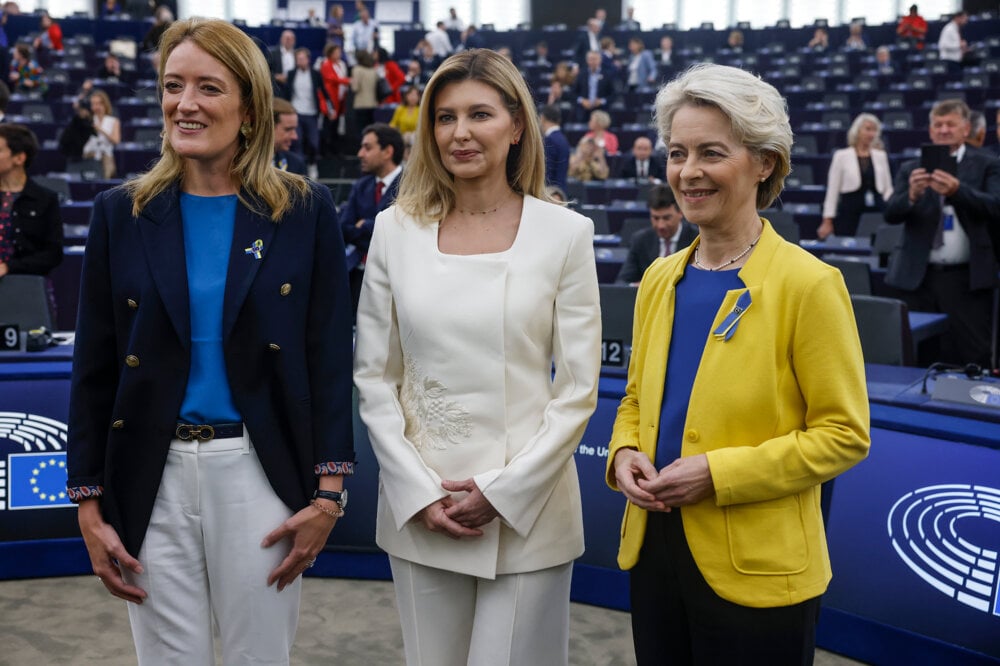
888, 484, 1000, 617
0, 412, 70, 510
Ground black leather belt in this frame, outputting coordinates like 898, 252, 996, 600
175, 423, 244, 442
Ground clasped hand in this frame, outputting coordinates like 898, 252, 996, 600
415, 478, 498, 539
613, 449, 715, 512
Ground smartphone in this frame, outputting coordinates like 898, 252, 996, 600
920, 144, 957, 175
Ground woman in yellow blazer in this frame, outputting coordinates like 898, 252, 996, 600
606, 64, 870, 665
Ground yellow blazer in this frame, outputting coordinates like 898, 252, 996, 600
606, 220, 870, 608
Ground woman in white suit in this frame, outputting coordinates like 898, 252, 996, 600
818, 113, 893, 239
353, 49, 601, 666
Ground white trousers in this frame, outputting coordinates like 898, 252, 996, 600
389, 555, 573, 666
122, 433, 300, 666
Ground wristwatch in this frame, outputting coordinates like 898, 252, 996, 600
313, 489, 348, 510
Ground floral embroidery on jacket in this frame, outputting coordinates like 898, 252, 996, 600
401, 356, 472, 450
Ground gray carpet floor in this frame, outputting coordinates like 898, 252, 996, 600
0, 575, 867, 665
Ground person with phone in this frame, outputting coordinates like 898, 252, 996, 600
883, 98, 1000, 367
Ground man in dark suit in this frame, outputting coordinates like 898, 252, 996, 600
540, 104, 570, 192
617, 185, 697, 284
272, 97, 307, 176
573, 50, 613, 123
267, 29, 295, 96
574, 18, 603, 68
340, 123, 404, 312
282, 47, 331, 174
883, 99, 1000, 366
618, 136, 665, 183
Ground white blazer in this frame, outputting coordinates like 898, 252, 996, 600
354, 196, 601, 579
822, 147, 894, 219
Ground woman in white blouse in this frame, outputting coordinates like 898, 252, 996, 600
818, 113, 893, 239
83, 88, 121, 179
354, 49, 601, 666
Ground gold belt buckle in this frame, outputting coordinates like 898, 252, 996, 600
176, 424, 215, 442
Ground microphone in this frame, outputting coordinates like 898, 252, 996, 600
920, 362, 984, 393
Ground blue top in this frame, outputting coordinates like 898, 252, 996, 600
655, 265, 744, 469
178, 193, 241, 424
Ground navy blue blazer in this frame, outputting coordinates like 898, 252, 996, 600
544, 128, 571, 192
883, 145, 1000, 291
339, 172, 400, 253
573, 68, 613, 107
275, 149, 307, 176
67, 182, 355, 557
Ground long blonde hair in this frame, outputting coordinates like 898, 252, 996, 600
125, 17, 307, 221
393, 49, 550, 224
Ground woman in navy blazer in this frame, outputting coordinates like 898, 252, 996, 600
66, 19, 354, 664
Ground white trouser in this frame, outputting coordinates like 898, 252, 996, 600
122, 433, 300, 666
389, 555, 573, 666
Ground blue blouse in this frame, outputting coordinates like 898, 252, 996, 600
654, 266, 744, 470
178, 193, 241, 425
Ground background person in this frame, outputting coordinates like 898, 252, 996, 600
81, 89, 121, 179
897, 4, 927, 49
540, 103, 570, 192
389, 85, 421, 140
350, 50, 379, 144
616, 184, 696, 284
583, 109, 619, 154
0, 123, 62, 278
273, 97, 306, 175
818, 113, 893, 239
66, 18, 355, 665
9, 43, 47, 96
568, 135, 609, 182
354, 49, 600, 666
882, 98, 1000, 367
619, 135, 664, 183
339, 123, 403, 312
608, 63, 870, 665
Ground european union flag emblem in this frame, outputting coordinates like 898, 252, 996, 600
8, 452, 71, 509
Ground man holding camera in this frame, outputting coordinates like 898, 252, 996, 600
883, 99, 1000, 367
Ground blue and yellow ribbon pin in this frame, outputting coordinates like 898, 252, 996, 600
713, 290, 752, 342
244, 239, 264, 260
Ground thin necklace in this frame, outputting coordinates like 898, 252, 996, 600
693, 229, 763, 271
456, 194, 511, 216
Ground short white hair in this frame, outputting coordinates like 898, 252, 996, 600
846, 113, 883, 148
654, 63, 792, 209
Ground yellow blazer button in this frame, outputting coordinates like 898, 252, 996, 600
268, 343, 281, 351
125, 355, 140, 367
111, 419, 124, 429
127, 298, 138, 309
685, 429, 699, 442
280, 283, 292, 296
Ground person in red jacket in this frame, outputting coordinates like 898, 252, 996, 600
33, 10, 63, 53
320, 42, 350, 155
897, 4, 928, 49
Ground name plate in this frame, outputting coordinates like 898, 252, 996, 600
0, 323, 20, 352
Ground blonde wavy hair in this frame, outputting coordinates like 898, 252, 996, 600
654, 63, 792, 210
125, 17, 307, 221
393, 48, 550, 224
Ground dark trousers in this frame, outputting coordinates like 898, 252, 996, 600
900, 264, 993, 367
630, 510, 820, 666
293, 113, 320, 165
